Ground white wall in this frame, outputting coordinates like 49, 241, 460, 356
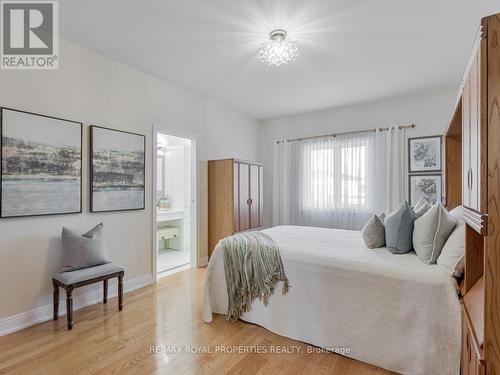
0, 39, 258, 320
258, 85, 459, 227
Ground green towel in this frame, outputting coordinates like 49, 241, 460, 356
221, 231, 290, 322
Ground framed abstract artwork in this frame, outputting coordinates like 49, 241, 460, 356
408, 136, 442, 173
0, 107, 82, 218
90, 125, 145, 212
408, 174, 442, 206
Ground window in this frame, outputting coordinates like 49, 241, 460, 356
309, 148, 335, 208
340, 145, 367, 206
273, 129, 404, 230
303, 135, 371, 211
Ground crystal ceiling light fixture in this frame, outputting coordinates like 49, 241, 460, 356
259, 29, 298, 66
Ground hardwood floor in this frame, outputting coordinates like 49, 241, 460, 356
0, 268, 396, 375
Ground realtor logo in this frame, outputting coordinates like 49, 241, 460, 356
1, 1, 58, 69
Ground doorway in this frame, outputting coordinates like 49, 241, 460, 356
154, 132, 196, 278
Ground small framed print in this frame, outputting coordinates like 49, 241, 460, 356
90, 125, 146, 212
408, 136, 442, 173
409, 174, 442, 206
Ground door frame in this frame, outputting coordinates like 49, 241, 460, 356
151, 124, 198, 281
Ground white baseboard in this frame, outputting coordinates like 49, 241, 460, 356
0, 274, 153, 336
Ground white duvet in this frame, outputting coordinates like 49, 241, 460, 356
203, 225, 461, 375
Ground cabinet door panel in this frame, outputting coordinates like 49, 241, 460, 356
477, 37, 487, 214
461, 308, 469, 375
463, 78, 471, 208
259, 166, 263, 227
233, 162, 240, 232
250, 164, 260, 228
469, 56, 480, 211
239, 163, 250, 231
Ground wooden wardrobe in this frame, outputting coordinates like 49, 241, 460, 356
444, 13, 500, 375
207, 159, 263, 258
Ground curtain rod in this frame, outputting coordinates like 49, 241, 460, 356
275, 123, 416, 144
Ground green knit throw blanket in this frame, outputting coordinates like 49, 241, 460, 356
221, 231, 290, 322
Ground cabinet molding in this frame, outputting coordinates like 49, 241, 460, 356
463, 208, 488, 235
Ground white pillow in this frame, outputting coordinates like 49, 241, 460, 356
413, 197, 428, 210
449, 205, 464, 223
414, 202, 431, 217
437, 221, 465, 277
413, 203, 458, 264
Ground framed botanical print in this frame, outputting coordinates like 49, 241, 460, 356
408, 174, 442, 206
90, 125, 145, 212
408, 136, 442, 173
0, 107, 82, 218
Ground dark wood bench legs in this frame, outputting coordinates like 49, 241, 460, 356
53, 281, 59, 321
103, 279, 108, 304
53, 271, 124, 330
66, 287, 74, 330
118, 273, 123, 311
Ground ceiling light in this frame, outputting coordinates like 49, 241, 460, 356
259, 29, 298, 66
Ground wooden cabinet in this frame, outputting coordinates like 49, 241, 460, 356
462, 306, 486, 375
462, 29, 488, 233
485, 14, 500, 374
445, 101, 462, 210
461, 278, 485, 375
448, 14, 500, 375
208, 159, 263, 257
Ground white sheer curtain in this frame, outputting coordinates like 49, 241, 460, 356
373, 127, 407, 215
273, 127, 406, 230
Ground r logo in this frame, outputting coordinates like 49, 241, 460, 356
1, 1, 58, 69
2, 2, 53, 54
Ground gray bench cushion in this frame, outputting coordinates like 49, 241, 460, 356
53, 262, 124, 285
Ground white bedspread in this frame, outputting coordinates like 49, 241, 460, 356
203, 225, 461, 375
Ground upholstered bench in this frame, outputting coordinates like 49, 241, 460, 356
52, 262, 124, 330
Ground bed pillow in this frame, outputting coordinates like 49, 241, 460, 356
414, 202, 431, 217
413, 203, 458, 264
61, 223, 111, 272
379, 213, 385, 223
384, 201, 417, 254
361, 215, 386, 248
437, 221, 465, 277
449, 205, 464, 223
413, 197, 428, 210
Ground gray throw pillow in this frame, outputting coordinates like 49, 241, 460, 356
61, 223, 110, 272
361, 215, 386, 248
413, 203, 458, 264
385, 201, 417, 254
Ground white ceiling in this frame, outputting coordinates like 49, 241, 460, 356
60, 0, 500, 119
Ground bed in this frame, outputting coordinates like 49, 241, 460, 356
203, 225, 461, 375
